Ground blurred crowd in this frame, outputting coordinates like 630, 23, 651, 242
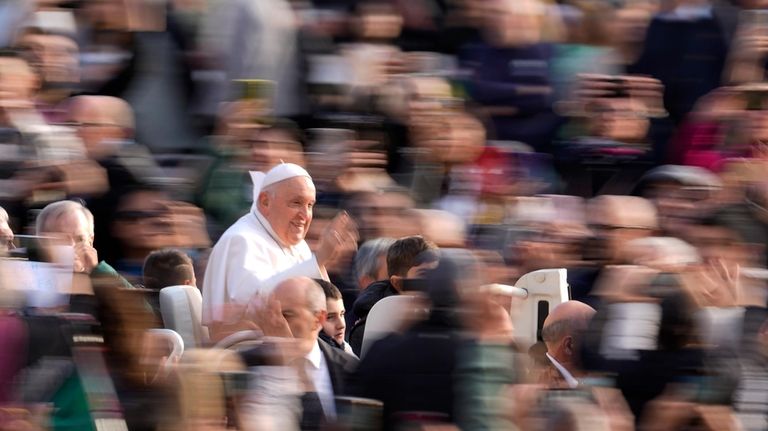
3, 0, 768, 430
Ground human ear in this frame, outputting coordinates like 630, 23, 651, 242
390, 275, 402, 292
258, 192, 270, 214
316, 310, 328, 329
564, 336, 574, 356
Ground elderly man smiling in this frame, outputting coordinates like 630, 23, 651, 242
202, 163, 358, 340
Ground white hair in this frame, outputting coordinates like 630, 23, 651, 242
35, 200, 94, 236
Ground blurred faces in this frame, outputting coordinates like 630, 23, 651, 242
610, 5, 652, 47
0, 56, 37, 107
645, 182, 713, 232
588, 196, 657, 264
0, 209, 12, 253
483, 0, 544, 47
17, 33, 80, 87
587, 98, 649, 142
245, 127, 304, 170
322, 298, 346, 346
354, 3, 403, 40
112, 190, 175, 255
412, 113, 486, 165
258, 177, 316, 247
44, 209, 93, 247
349, 191, 415, 241
67, 97, 131, 158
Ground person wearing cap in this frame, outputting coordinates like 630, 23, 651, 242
202, 163, 358, 340
635, 164, 722, 233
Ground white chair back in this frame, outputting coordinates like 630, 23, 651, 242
160, 285, 209, 348
360, 294, 426, 359
511, 268, 569, 351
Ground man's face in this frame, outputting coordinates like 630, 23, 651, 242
260, 177, 316, 247
0, 57, 36, 105
247, 129, 303, 170
351, 192, 414, 241
322, 298, 346, 345
47, 210, 92, 247
273, 282, 324, 342
68, 102, 125, 157
18, 34, 80, 87
112, 191, 174, 252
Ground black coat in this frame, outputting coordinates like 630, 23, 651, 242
352, 313, 462, 430
349, 280, 399, 356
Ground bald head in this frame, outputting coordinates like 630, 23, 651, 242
542, 301, 596, 366
271, 277, 327, 342
68, 95, 134, 158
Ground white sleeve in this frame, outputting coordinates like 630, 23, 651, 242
229, 235, 325, 304
239, 366, 301, 431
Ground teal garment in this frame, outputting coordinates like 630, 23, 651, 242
51, 372, 96, 431
454, 342, 519, 431
91, 261, 134, 289
550, 44, 621, 102
201, 165, 252, 228
198, 137, 252, 229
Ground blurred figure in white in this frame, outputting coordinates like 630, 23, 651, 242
202, 163, 358, 341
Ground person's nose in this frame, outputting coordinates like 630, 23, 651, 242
336, 319, 345, 331
298, 205, 311, 221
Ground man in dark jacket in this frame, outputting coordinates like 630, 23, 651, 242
348, 235, 439, 355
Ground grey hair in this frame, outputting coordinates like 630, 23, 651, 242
35, 200, 94, 236
541, 319, 578, 344
354, 238, 396, 282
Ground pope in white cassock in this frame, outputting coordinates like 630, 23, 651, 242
202, 163, 357, 339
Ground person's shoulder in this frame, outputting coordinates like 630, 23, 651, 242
352, 280, 396, 316
320, 340, 359, 371
217, 213, 268, 242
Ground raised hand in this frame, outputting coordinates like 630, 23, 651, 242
315, 211, 359, 267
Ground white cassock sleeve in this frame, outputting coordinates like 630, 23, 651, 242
202, 232, 325, 325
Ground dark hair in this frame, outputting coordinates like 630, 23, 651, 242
0, 49, 27, 60
701, 204, 767, 246
314, 279, 342, 300
142, 248, 195, 291
387, 235, 438, 277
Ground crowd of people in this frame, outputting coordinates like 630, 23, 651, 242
2, 0, 768, 429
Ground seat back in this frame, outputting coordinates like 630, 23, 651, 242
512, 268, 569, 351
159, 285, 208, 348
361, 295, 426, 359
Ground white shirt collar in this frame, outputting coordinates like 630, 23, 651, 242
252, 208, 304, 259
546, 352, 579, 388
306, 339, 323, 369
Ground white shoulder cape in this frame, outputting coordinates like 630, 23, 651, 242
202, 211, 324, 324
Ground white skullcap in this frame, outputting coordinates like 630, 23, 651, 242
250, 163, 312, 199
